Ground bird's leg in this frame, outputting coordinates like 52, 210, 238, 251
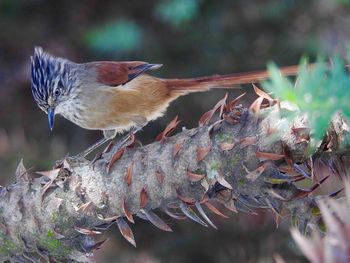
110, 125, 144, 155
76, 130, 117, 159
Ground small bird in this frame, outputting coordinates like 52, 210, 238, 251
30, 47, 299, 157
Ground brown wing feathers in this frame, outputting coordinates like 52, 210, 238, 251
90, 61, 162, 87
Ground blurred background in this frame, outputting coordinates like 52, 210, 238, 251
0, 0, 349, 262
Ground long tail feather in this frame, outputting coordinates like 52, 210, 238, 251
165, 65, 299, 94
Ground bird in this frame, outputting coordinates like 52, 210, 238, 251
30, 47, 299, 157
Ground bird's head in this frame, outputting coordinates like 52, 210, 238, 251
30, 47, 78, 130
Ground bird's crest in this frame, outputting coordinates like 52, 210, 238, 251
30, 47, 71, 109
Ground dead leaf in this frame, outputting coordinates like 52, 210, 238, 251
155, 116, 180, 141
197, 147, 211, 162
187, 170, 206, 182
124, 161, 134, 187
140, 188, 149, 208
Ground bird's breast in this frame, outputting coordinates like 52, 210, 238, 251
59, 75, 179, 133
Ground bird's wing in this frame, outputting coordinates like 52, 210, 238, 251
87, 61, 162, 87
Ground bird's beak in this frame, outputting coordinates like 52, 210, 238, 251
47, 108, 55, 131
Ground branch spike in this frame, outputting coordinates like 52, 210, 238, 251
140, 188, 149, 208
179, 202, 208, 227
107, 148, 125, 173
155, 169, 165, 184
155, 115, 180, 141
195, 202, 217, 229
116, 218, 136, 247
173, 140, 184, 158
124, 161, 134, 186
199, 93, 227, 126
205, 202, 229, 218
163, 206, 186, 220
187, 170, 206, 182
122, 199, 134, 224
142, 209, 173, 232
256, 151, 285, 161
197, 147, 211, 162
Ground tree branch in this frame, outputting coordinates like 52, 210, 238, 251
0, 103, 349, 262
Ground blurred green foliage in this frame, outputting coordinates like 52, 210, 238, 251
263, 56, 350, 145
84, 19, 142, 54
155, 0, 200, 27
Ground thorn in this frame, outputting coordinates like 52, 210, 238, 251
124, 161, 134, 186
205, 202, 229, 218
195, 202, 217, 229
179, 202, 208, 227
142, 209, 173, 232
187, 170, 206, 182
116, 218, 136, 247
107, 148, 125, 173
123, 199, 134, 224
163, 206, 186, 220
140, 188, 149, 209
196, 147, 211, 162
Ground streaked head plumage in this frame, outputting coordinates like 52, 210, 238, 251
30, 47, 76, 130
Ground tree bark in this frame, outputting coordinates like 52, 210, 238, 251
0, 104, 349, 262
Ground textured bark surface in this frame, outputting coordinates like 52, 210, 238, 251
0, 103, 349, 262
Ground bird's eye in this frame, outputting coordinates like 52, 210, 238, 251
54, 89, 61, 96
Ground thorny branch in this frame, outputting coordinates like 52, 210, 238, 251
0, 93, 349, 262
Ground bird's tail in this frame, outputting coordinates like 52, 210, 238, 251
165, 65, 299, 95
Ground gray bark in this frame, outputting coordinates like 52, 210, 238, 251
0, 105, 349, 262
